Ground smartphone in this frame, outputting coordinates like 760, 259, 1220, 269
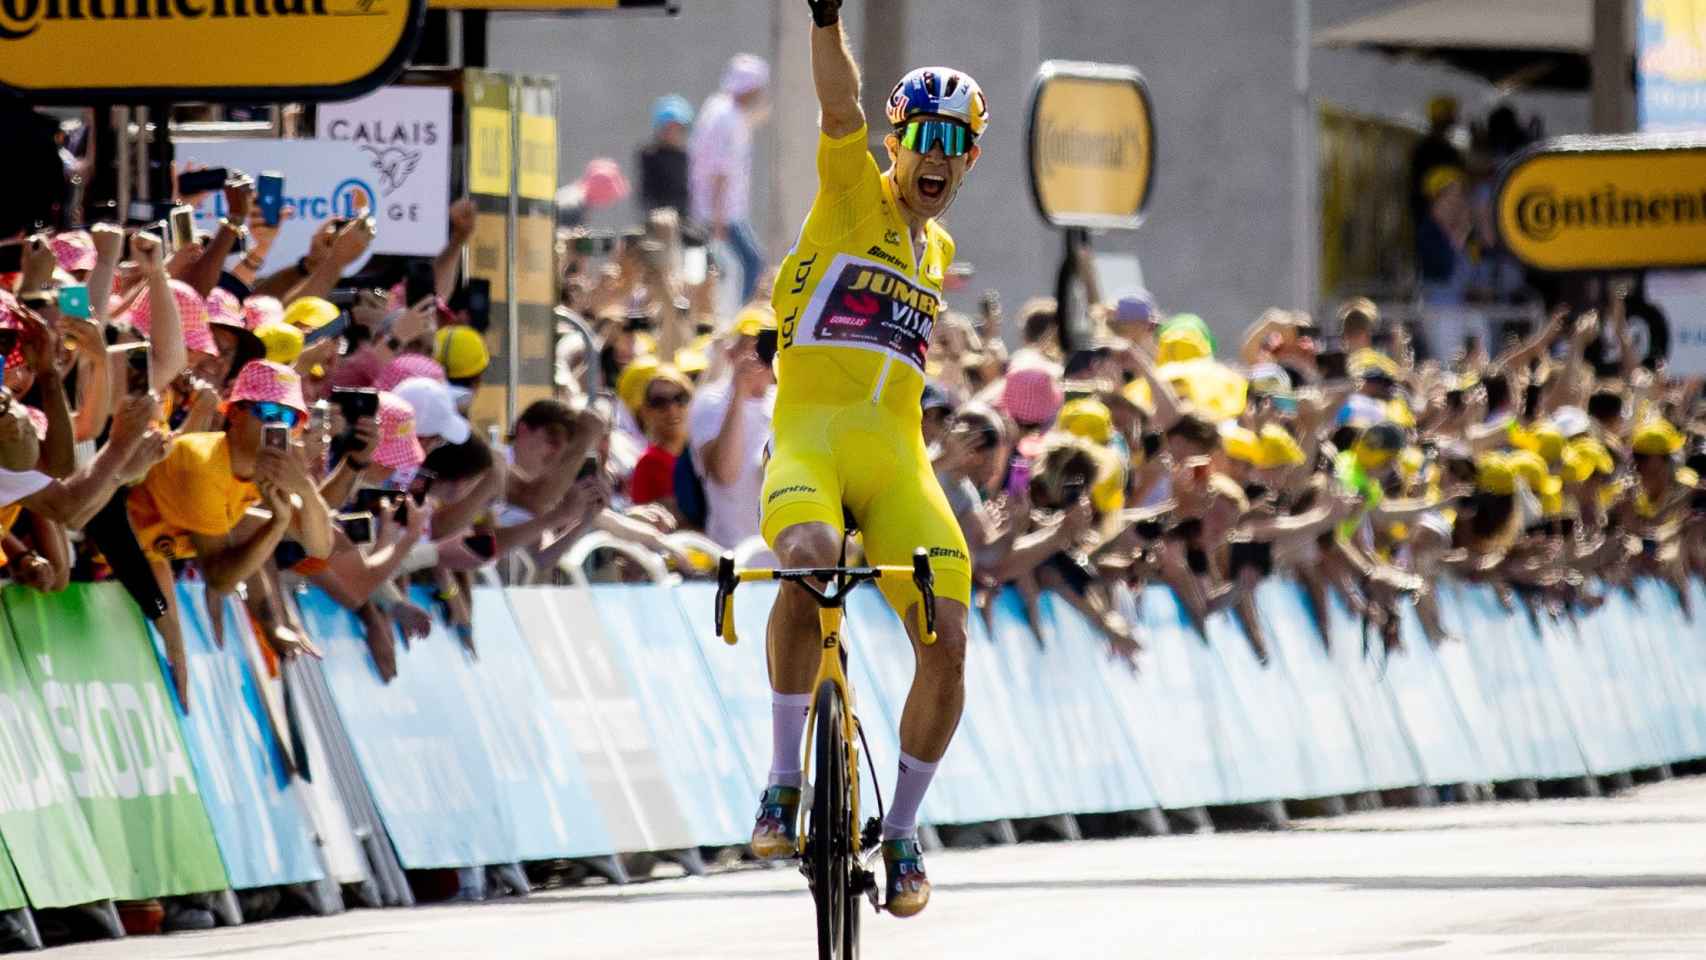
125, 343, 151, 395
464, 531, 498, 560
1141, 432, 1163, 458
1004, 456, 1031, 498
310, 400, 331, 435
168, 204, 196, 250
352, 488, 393, 515
331, 387, 379, 421
404, 260, 437, 307
264, 422, 290, 451
755, 327, 779, 367
256, 171, 285, 227
681, 244, 708, 285
175, 167, 229, 196
623, 310, 654, 334
337, 511, 375, 545
407, 468, 436, 506
58, 284, 91, 319
302, 312, 349, 347
576, 456, 599, 482
1318, 349, 1349, 382
464, 277, 491, 332
327, 287, 360, 309
1135, 518, 1165, 540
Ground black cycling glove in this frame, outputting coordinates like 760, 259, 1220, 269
806, 0, 840, 27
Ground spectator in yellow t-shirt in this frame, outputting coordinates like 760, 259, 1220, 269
128, 361, 333, 709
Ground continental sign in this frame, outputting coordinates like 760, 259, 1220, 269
1496, 135, 1706, 271
427, 0, 672, 10
0, 0, 424, 102
1026, 60, 1155, 230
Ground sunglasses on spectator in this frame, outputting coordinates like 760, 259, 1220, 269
897, 119, 974, 157
245, 401, 302, 429
645, 389, 691, 409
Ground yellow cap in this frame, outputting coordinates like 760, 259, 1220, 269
735, 307, 777, 338
1221, 425, 1262, 466
675, 333, 714, 375
1257, 424, 1306, 468
1398, 446, 1426, 479
1349, 348, 1400, 380
1157, 325, 1212, 364
1422, 165, 1465, 200
1058, 398, 1114, 444
1476, 454, 1516, 495
435, 325, 491, 380
1122, 377, 1154, 415
1385, 398, 1416, 429
1632, 418, 1684, 456
1512, 422, 1567, 465
282, 296, 338, 332
255, 320, 304, 365
615, 355, 661, 413
1507, 449, 1562, 498
1088, 442, 1126, 516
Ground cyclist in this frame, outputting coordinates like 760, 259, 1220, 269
749, 0, 988, 919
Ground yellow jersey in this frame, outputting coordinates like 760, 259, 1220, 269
771, 124, 954, 418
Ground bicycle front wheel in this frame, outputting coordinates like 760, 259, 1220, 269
811, 679, 853, 960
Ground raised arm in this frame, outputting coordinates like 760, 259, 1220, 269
808, 0, 864, 137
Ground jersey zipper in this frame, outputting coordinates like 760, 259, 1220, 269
870, 357, 892, 405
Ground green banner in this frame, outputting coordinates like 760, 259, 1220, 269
0, 599, 111, 908
4, 585, 227, 900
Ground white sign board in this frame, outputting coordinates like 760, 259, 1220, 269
317, 86, 452, 257
175, 139, 380, 277
1650, 271, 1706, 376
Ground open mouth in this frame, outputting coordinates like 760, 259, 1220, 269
918, 174, 948, 200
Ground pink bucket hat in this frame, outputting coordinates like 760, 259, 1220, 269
577, 159, 629, 209
227, 360, 308, 416
241, 295, 284, 331
206, 287, 243, 328
49, 231, 96, 273
374, 353, 447, 393
125, 279, 219, 356
372, 390, 426, 470
1001, 366, 1066, 428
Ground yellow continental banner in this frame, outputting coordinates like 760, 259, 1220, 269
0, 0, 422, 101
469, 106, 512, 197
1027, 61, 1154, 230
1496, 135, 1706, 271
519, 113, 557, 202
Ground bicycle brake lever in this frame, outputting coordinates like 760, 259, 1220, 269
912, 548, 938, 646
716, 553, 740, 645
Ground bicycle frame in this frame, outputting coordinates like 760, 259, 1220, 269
801, 601, 859, 860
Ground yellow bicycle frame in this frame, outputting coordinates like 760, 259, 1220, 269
718, 564, 934, 862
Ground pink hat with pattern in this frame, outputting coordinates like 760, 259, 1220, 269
227, 360, 308, 416
206, 287, 243, 328
0, 291, 26, 371
241, 295, 284, 331
372, 390, 426, 470
49, 231, 96, 273
125, 279, 219, 356
1000, 366, 1066, 428
374, 353, 447, 393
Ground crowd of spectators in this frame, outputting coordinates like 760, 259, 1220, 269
0, 69, 1700, 712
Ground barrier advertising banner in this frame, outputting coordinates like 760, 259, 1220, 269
298, 591, 512, 869
0, 602, 107, 909
166, 584, 324, 891
3, 585, 227, 900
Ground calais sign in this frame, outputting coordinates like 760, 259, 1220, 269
1026, 61, 1155, 230
176, 139, 380, 275
1496, 134, 1706, 272
318, 86, 451, 256
0, 0, 424, 103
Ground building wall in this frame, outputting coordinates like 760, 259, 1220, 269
489, 0, 1590, 347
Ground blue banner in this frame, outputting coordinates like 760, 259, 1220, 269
1318, 592, 1423, 789
1639, 0, 1706, 131
1117, 585, 1233, 808
586, 585, 756, 847
164, 584, 324, 890
1382, 602, 1488, 787
1254, 581, 1378, 796
299, 590, 512, 869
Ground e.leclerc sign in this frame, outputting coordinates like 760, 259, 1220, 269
1496, 134, 1706, 272
0, 0, 425, 102
1026, 60, 1155, 230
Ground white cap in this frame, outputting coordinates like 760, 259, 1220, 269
722, 54, 770, 96
394, 376, 472, 445
1551, 406, 1591, 439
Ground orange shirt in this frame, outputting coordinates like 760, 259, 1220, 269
127, 432, 260, 560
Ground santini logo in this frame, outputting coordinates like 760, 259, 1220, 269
866, 244, 907, 269
1514, 184, 1706, 242
0, 0, 384, 41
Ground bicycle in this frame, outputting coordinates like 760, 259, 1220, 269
715, 547, 938, 960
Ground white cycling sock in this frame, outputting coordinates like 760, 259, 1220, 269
767, 692, 812, 789
881, 751, 939, 841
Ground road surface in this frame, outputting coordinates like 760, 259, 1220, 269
52, 776, 1706, 959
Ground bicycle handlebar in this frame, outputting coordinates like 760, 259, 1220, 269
713, 549, 939, 647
